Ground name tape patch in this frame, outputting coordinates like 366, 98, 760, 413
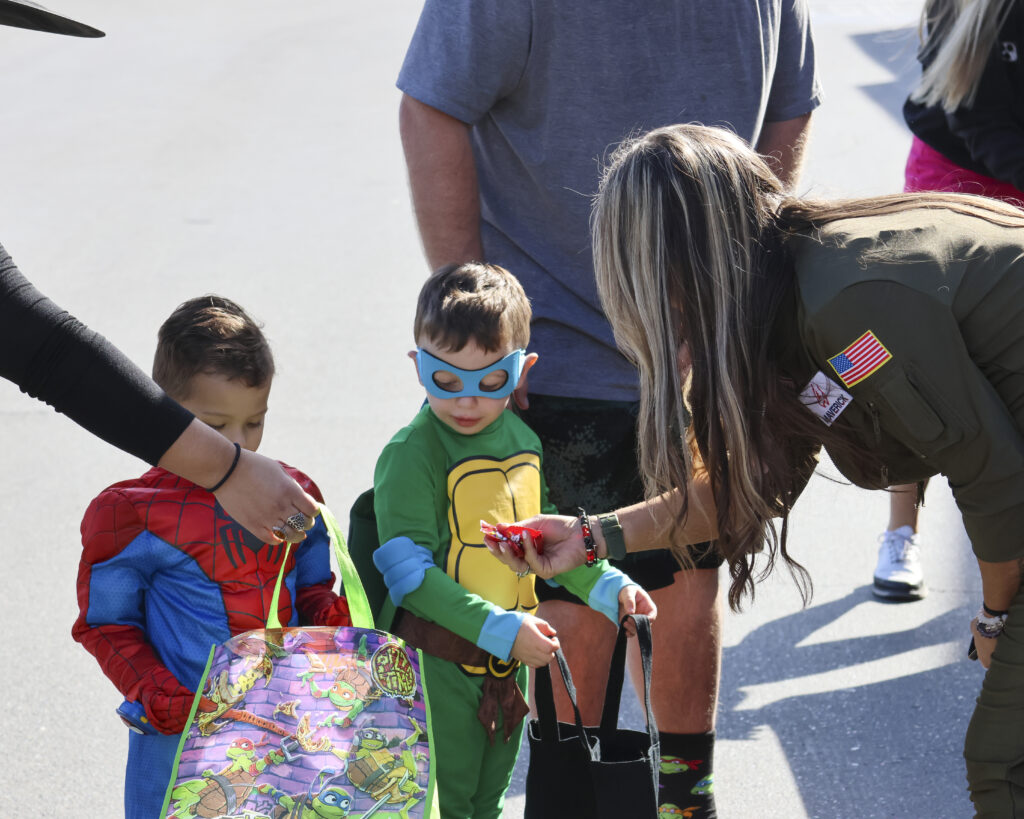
828, 330, 891, 387
801, 370, 853, 426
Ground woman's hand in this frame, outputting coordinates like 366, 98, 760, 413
618, 585, 658, 636
970, 617, 999, 669
971, 557, 1020, 669
216, 449, 319, 544
159, 419, 319, 544
484, 514, 586, 578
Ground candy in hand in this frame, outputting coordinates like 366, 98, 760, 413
480, 521, 544, 557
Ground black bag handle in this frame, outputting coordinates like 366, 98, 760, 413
599, 614, 658, 754
535, 647, 597, 760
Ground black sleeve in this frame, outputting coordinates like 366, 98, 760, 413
0, 242, 193, 464
945, 7, 1024, 190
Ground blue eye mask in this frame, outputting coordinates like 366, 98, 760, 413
416, 348, 526, 399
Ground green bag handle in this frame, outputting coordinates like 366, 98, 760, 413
163, 506, 380, 817
320, 504, 374, 628
266, 504, 374, 630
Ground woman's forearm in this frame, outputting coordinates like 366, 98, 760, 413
492, 468, 719, 579
0, 247, 195, 463
977, 556, 1023, 612
157, 418, 239, 488
597, 472, 719, 557
158, 419, 318, 544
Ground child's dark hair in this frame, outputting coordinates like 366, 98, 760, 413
414, 262, 531, 352
153, 295, 274, 400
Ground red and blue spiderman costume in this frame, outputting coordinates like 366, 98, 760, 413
72, 464, 350, 819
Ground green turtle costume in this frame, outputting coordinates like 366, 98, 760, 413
371, 405, 632, 819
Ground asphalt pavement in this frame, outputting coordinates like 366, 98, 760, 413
0, 2, 985, 816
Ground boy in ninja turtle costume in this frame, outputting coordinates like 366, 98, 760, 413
366, 262, 655, 818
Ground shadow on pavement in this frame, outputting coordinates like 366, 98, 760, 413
718, 585, 979, 817
850, 27, 919, 126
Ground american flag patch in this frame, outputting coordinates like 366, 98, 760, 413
827, 330, 892, 387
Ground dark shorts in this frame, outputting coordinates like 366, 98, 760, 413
519, 394, 722, 601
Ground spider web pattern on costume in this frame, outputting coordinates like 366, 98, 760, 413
114, 467, 302, 632
73, 464, 327, 729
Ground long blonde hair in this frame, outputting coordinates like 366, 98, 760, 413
910, 0, 1016, 112
593, 123, 1024, 608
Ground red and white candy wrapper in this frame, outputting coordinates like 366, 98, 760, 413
480, 521, 544, 558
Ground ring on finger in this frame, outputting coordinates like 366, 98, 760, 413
286, 512, 313, 532
273, 521, 306, 543
515, 569, 531, 578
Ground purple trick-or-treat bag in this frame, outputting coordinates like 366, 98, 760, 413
160, 507, 438, 819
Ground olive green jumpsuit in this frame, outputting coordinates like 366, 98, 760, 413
786, 207, 1024, 817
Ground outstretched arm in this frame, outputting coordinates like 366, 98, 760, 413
488, 474, 719, 579
158, 421, 318, 544
0, 245, 317, 542
0, 244, 192, 462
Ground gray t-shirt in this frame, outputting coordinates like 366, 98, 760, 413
399, 0, 822, 400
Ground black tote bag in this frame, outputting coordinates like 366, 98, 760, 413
524, 613, 660, 818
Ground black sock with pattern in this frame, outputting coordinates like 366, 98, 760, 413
658, 730, 717, 818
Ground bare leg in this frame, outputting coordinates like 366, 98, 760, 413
532, 599, 617, 723
530, 571, 721, 729
628, 569, 720, 816
529, 588, 721, 816
887, 483, 921, 532
625, 568, 720, 732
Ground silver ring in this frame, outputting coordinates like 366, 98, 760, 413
515, 569, 531, 578
286, 512, 312, 532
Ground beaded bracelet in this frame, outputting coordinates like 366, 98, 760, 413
975, 606, 1008, 639
577, 507, 597, 567
207, 442, 242, 493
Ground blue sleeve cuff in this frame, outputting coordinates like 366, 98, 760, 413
588, 568, 632, 624
373, 537, 436, 607
477, 609, 526, 661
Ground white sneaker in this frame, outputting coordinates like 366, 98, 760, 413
872, 525, 926, 601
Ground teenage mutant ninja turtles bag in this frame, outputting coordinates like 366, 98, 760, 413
160, 506, 438, 819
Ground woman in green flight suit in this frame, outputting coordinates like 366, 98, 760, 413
488, 123, 1024, 817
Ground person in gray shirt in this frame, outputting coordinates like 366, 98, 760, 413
398, 3, 821, 814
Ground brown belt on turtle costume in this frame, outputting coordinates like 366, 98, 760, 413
392, 609, 530, 743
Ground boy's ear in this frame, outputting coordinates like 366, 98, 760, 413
517, 353, 539, 385
408, 350, 422, 385
511, 353, 538, 411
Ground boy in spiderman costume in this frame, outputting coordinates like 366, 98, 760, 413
72, 296, 351, 819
